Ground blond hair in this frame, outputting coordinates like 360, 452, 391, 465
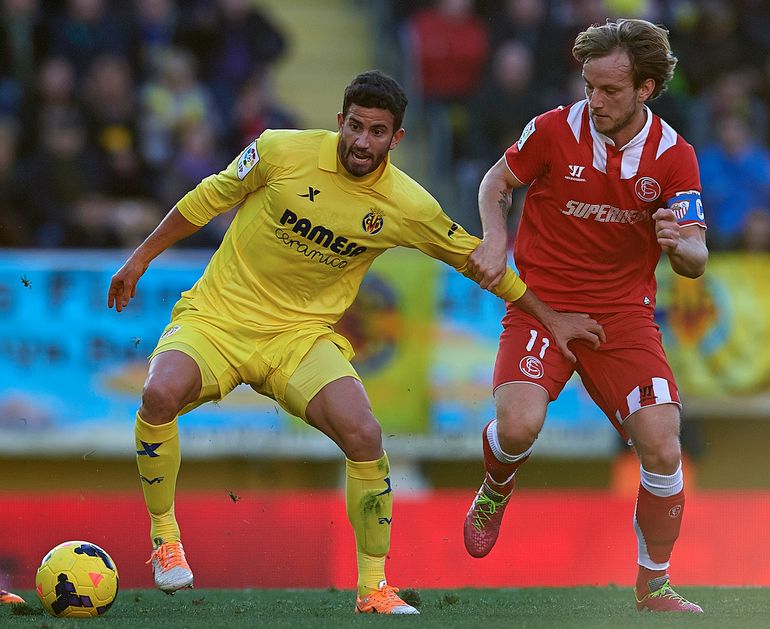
572, 18, 677, 100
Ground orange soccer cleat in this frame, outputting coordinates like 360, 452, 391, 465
355, 581, 419, 615
0, 589, 25, 604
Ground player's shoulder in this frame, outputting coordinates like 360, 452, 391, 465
387, 163, 442, 217
649, 112, 697, 162
526, 101, 585, 142
256, 128, 330, 164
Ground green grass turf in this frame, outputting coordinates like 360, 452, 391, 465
3, 587, 768, 628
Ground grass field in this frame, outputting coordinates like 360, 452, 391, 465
3, 587, 769, 628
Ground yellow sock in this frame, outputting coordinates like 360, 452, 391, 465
135, 413, 181, 547
345, 452, 392, 595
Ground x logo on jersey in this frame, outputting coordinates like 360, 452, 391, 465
136, 441, 162, 457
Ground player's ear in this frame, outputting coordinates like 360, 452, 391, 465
638, 78, 655, 103
337, 112, 344, 130
389, 128, 405, 150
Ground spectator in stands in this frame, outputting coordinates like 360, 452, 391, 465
739, 208, 770, 252
176, 0, 286, 121
82, 53, 152, 200
17, 55, 82, 157
138, 46, 220, 169
129, 0, 178, 78
48, 0, 130, 81
698, 113, 770, 250
669, 0, 747, 96
687, 70, 767, 150
20, 109, 108, 246
229, 72, 297, 154
404, 0, 489, 193
485, 0, 573, 105
0, 0, 48, 115
457, 39, 542, 235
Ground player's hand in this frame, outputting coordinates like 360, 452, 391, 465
468, 235, 508, 290
653, 207, 680, 253
107, 258, 148, 312
546, 312, 606, 363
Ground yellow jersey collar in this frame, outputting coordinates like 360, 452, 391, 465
319, 131, 394, 197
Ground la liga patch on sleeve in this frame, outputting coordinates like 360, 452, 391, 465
237, 140, 259, 180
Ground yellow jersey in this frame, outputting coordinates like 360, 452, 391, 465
176, 128, 526, 336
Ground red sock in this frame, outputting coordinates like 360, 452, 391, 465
634, 486, 685, 592
482, 421, 529, 494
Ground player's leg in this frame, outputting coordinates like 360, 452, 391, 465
138, 319, 237, 594
464, 309, 573, 558
624, 405, 702, 613
464, 383, 548, 558
279, 338, 417, 614
574, 311, 702, 613
136, 349, 201, 593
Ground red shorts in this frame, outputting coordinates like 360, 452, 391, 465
493, 308, 680, 438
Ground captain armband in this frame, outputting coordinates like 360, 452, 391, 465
668, 190, 704, 224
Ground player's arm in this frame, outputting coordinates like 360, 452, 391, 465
404, 202, 605, 361
654, 212, 707, 278
108, 137, 271, 312
467, 156, 526, 290
108, 207, 200, 312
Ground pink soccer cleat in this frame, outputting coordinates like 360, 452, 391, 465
635, 576, 703, 613
463, 480, 511, 558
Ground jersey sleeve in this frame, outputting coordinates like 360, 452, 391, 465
664, 143, 706, 228
403, 202, 527, 302
503, 112, 551, 184
176, 134, 276, 226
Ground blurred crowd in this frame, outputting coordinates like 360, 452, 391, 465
0, 0, 296, 248
1, 0, 770, 252
379, 0, 770, 251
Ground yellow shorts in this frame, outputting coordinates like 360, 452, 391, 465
149, 309, 360, 421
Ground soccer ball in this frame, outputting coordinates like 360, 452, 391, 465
35, 540, 119, 618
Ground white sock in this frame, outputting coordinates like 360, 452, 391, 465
640, 463, 683, 497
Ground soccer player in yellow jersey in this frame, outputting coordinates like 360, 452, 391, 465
107, 70, 604, 614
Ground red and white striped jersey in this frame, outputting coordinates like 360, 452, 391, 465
504, 100, 705, 313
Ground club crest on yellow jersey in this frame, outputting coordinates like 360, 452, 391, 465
362, 208, 384, 235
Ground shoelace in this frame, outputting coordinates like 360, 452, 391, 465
147, 543, 188, 571
643, 580, 688, 603
472, 491, 508, 530
368, 585, 405, 605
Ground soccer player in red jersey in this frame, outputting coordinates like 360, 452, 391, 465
463, 19, 707, 613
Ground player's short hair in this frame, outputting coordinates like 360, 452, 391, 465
572, 18, 677, 100
342, 70, 408, 131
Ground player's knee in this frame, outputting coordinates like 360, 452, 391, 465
638, 440, 682, 474
340, 415, 382, 460
140, 379, 187, 424
495, 412, 541, 452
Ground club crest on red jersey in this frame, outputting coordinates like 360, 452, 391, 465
362, 208, 384, 235
519, 356, 544, 379
634, 176, 661, 202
